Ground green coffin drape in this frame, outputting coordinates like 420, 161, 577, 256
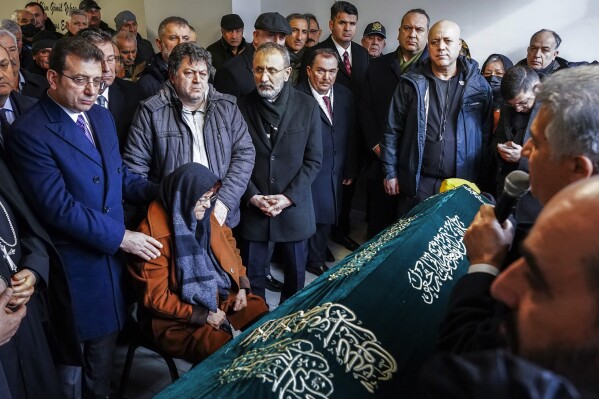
156, 186, 487, 398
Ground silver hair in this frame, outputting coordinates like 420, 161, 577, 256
113, 31, 137, 45
255, 42, 290, 68
537, 65, 599, 171
68, 8, 87, 18
0, 19, 20, 37
0, 29, 18, 46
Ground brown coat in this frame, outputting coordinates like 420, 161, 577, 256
128, 201, 268, 363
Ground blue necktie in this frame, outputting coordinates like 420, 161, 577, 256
96, 95, 107, 108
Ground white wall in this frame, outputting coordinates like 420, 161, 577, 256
143, 0, 231, 50
3, 0, 595, 66
260, 0, 597, 66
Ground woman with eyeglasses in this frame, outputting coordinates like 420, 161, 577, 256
128, 163, 268, 363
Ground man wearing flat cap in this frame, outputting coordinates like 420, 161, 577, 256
214, 12, 291, 98
26, 30, 57, 76
361, 21, 386, 59
79, 0, 116, 35
114, 10, 153, 65
207, 14, 251, 70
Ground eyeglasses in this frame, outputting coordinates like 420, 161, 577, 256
252, 66, 288, 76
198, 194, 217, 206
101, 55, 117, 65
59, 73, 106, 91
508, 97, 533, 109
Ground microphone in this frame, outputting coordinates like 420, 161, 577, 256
494, 170, 530, 224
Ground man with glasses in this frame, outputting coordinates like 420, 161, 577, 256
297, 48, 356, 276
493, 66, 540, 195
5, 37, 160, 399
79, 0, 115, 35
237, 42, 322, 303
79, 28, 142, 149
214, 12, 291, 98
304, 13, 322, 48
124, 42, 254, 230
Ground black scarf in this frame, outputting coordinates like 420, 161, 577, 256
159, 163, 230, 311
257, 81, 290, 133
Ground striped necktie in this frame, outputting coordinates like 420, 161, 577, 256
76, 114, 96, 147
323, 95, 333, 121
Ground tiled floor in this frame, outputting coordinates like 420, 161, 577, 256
112, 211, 367, 398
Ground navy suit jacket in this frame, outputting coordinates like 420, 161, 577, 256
6, 94, 157, 340
297, 80, 356, 224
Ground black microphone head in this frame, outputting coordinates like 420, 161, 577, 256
503, 170, 530, 198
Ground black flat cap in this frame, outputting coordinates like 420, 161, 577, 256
79, 0, 101, 10
363, 21, 386, 38
221, 14, 244, 30
31, 31, 58, 53
254, 12, 291, 35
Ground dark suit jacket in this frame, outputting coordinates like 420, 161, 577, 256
299, 36, 369, 99
0, 91, 37, 152
238, 86, 323, 242
107, 77, 143, 149
6, 95, 157, 341
0, 157, 82, 369
7, 91, 37, 120
20, 69, 49, 99
360, 46, 429, 179
296, 80, 355, 224
213, 46, 255, 98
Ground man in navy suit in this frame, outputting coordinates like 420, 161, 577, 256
299, 1, 369, 251
6, 37, 161, 399
297, 48, 356, 276
78, 28, 143, 149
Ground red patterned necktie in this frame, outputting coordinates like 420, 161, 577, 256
343, 51, 352, 76
323, 95, 333, 120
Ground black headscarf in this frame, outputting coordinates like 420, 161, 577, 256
159, 163, 230, 311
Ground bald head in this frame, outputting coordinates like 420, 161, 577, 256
428, 20, 461, 76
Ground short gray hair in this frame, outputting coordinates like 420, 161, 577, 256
68, 8, 87, 19
113, 31, 136, 45
537, 65, 599, 171
0, 19, 20, 37
0, 29, 17, 45
255, 42, 290, 68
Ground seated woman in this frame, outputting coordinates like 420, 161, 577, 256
128, 163, 268, 363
